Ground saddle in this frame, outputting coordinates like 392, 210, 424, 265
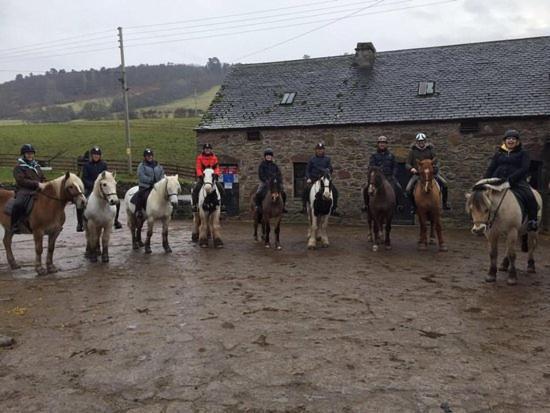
472, 178, 533, 223
4, 194, 35, 234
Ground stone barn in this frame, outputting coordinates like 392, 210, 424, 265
196, 36, 550, 229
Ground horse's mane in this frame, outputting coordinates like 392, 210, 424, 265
470, 190, 490, 210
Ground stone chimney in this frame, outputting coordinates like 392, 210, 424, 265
354, 42, 376, 68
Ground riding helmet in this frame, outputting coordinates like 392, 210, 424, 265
20, 144, 36, 155
143, 148, 154, 157
377, 136, 388, 143
203, 143, 213, 150
503, 129, 520, 140
415, 132, 427, 141
264, 148, 274, 156
315, 142, 325, 149
90, 146, 102, 155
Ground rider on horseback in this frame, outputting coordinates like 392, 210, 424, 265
11, 144, 46, 234
77, 146, 122, 232
255, 148, 287, 213
405, 132, 450, 211
134, 148, 165, 219
301, 143, 340, 216
192, 143, 225, 212
363, 136, 404, 212
484, 129, 538, 232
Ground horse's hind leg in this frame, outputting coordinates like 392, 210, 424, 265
498, 256, 509, 272
320, 215, 329, 248
144, 219, 154, 254
505, 229, 518, 285
101, 226, 112, 262
307, 214, 317, 249
162, 218, 172, 253
527, 232, 537, 273
253, 212, 259, 241
212, 210, 223, 248
46, 230, 61, 274
3, 231, 19, 269
33, 231, 46, 276
198, 212, 208, 247
191, 213, 199, 242
367, 212, 373, 243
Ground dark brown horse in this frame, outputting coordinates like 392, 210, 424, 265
365, 167, 396, 251
413, 159, 447, 251
0, 172, 87, 275
250, 178, 283, 250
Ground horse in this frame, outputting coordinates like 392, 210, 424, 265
83, 171, 119, 263
250, 178, 284, 250
306, 170, 333, 250
365, 167, 396, 252
124, 175, 180, 254
191, 168, 223, 248
465, 178, 542, 285
0, 172, 87, 276
413, 159, 448, 251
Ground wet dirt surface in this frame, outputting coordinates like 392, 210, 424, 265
1, 208, 550, 413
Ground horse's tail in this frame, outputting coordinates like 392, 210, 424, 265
521, 233, 528, 253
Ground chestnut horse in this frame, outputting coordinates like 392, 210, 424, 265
0, 172, 87, 275
413, 159, 448, 251
366, 167, 396, 252
250, 178, 284, 250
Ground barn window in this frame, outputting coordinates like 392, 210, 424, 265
293, 162, 307, 198
280, 92, 296, 105
247, 130, 261, 141
460, 120, 480, 134
418, 81, 435, 96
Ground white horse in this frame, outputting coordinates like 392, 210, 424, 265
192, 168, 223, 248
306, 171, 333, 249
84, 171, 119, 263
466, 178, 542, 285
124, 175, 181, 254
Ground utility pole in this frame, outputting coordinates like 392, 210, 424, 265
117, 27, 132, 174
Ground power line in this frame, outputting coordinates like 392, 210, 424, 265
0, 38, 117, 60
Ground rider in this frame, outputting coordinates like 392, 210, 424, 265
405, 132, 450, 211
134, 148, 165, 219
11, 144, 46, 234
301, 142, 340, 216
363, 136, 404, 211
192, 143, 224, 212
255, 148, 287, 213
484, 129, 538, 232
77, 146, 122, 232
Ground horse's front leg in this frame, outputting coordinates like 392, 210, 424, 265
505, 229, 518, 285
486, 232, 498, 283
526, 232, 538, 273
253, 212, 259, 241
417, 212, 428, 250
191, 212, 199, 242
274, 217, 282, 250
135, 217, 145, 248
384, 217, 392, 251
429, 219, 436, 245
86, 221, 99, 262
3, 231, 19, 269
264, 220, 271, 248
46, 229, 62, 274
144, 218, 154, 254
372, 217, 380, 252
320, 214, 330, 248
198, 211, 209, 247
435, 215, 447, 252
307, 213, 318, 249
101, 225, 112, 262
211, 209, 223, 248
33, 230, 46, 276
367, 210, 373, 243
162, 217, 172, 253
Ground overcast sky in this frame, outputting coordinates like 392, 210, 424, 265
0, 0, 549, 83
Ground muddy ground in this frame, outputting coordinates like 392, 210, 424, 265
1, 208, 550, 413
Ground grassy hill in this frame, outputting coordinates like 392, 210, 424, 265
141, 85, 220, 112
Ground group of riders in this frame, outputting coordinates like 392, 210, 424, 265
7, 128, 539, 234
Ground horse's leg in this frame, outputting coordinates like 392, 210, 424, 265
486, 233, 498, 282
3, 231, 19, 269
253, 211, 259, 241
212, 210, 223, 248
435, 215, 447, 252
384, 216, 392, 250
33, 230, 46, 276
506, 229, 518, 285
191, 212, 199, 242
417, 211, 428, 250
307, 214, 318, 249
527, 232, 537, 273
372, 216, 380, 252
144, 218, 154, 254
320, 215, 329, 248
101, 225, 112, 262
198, 211, 208, 247
161, 217, 172, 253
264, 219, 271, 248
429, 218, 436, 245
86, 221, 98, 262
274, 217, 282, 250
367, 211, 373, 243
46, 229, 61, 274
136, 218, 145, 247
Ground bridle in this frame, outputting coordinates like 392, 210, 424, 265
163, 178, 179, 201
98, 178, 118, 201
472, 188, 509, 229
38, 178, 84, 204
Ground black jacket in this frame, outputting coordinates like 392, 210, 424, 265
82, 160, 108, 192
406, 143, 438, 174
258, 160, 283, 184
306, 155, 333, 181
369, 149, 397, 178
484, 144, 530, 186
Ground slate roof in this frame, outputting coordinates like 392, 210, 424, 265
198, 36, 550, 131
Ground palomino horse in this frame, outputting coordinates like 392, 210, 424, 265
306, 170, 333, 250
192, 168, 223, 248
124, 175, 180, 254
366, 166, 396, 252
466, 178, 542, 285
250, 178, 284, 250
0, 172, 87, 275
84, 171, 119, 263
413, 159, 448, 251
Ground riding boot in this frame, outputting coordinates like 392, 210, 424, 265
76, 208, 84, 232
441, 185, 451, 210
362, 188, 369, 212
525, 192, 539, 232
114, 203, 122, 229
330, 186, 341, 217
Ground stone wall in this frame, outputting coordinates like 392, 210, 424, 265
197, 117, 550, 229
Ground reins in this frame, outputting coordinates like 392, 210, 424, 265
473, 188, 509, 229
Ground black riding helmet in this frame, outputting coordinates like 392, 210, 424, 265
203, 143, 213, 150
264, 148, 274, 157
503, 129, 520, 140
20, 144, 36, 155
143, 148, 154, 157
90, 146, 102, 155
315, 142, 325, 150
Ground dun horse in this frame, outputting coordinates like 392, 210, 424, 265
251, 178, 284, 250
466, 178, 542, 285
0, 172, 87, 275
306, 170, 333, 249
192, 168, 223, 248
365, 167, 396, 251
413, 159, 447, 251
124, 175, 180, 254
84, 171, 119, 263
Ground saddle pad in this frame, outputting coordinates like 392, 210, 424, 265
510, 189, 528, 223
3, 195, 34, 217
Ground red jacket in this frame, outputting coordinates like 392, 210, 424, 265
196, 153, 221, 177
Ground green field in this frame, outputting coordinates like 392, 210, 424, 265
142, 85, 220, 112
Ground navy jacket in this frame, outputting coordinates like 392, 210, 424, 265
369, 150, 397, 178
258, 160, 283, 184
306, 155, 333, 181
82, 160, 108, 193
406, 143, 438, 174
484, 144, 530, 186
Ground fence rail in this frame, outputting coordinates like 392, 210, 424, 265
0, 154, 195, 179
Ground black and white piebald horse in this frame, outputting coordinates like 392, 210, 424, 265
192, 167, 223, 248
306, 170, 333, 249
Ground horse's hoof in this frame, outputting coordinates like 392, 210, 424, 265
485, 274, 497, 283
89, 255, 98, 263
307, 245, 316, 250
164, 247, 172, 254
214, 241, 224, 249
265, 243, 271, 249
47, 265, 58, 274
9, 262, 20, 270
417, 243, 427, 251
385, 245, 392, 251
372, 245, 379, 252
321, 243, 329, 248
132, 243, 140, 250
144, 246, 152, 254
429, 238, 436, 245
199, 239, 208, 248
276, 245, 282, 251
101, 255, 110, 263
191, 233, 199, 242
367, 235, 373, 242
507, 275, 518, 286
36, 267, 47, 277
439, 245, 448, 252
138, 241, 145, 247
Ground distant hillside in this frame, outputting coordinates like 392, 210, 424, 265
0, 57, 228, 121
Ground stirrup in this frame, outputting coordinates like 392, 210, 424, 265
527, 220, 538, 232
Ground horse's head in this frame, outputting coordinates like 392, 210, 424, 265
62, 172, 87, 209
320, 169, 332, 201
367, 167, 383, 196
96, 171, 119, 206
465, 188, 492, 236
268, 178, 282, 202
417, 159, 434, 192
202, 168, 216, 194
164, 175, 181, 209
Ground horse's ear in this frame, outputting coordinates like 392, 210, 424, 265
101, 171, 106, 178
65, 171, 70, 179
112, 170, 117, 179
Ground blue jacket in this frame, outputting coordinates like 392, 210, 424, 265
369, 149, 397, 178
485, 144, 530, 186
258, 160, 283, 184
137, 160, 165, 189
82, 160, 108, 193
306, 155, 333, 181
